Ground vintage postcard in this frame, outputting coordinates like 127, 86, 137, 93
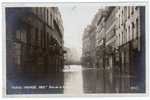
2, 2, 148, 97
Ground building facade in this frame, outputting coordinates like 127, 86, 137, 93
6, 7, 64, 79
82, 24, 96, 67
82, 10, 103, 68
115, 6, 145, 93
82, 25, 92, 67
82, 6, 145, 93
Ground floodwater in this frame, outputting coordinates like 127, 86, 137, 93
63, 65, 114, 94
63, 65, 84, 94
7, 65, 123, 94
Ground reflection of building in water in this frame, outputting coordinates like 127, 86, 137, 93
82, 69, 97, 93
6, 7, 64, 79
63, 65, 83, 94
82, 6, 145, 93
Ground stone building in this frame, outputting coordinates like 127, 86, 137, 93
102, 7, 117, 92
82, 25, 94, 67
6, 7, 64, 79
115, 6, 145, 93
95, 7, 118, 93
82, 10, 103, 68
95, 9, 107, 69
94, 9, 107, 93
83, 6, 145, 93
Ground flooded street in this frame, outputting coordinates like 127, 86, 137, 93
5, 6, 145, 95
63, 65, 83, 94
7, 64, 137, 94
63, 65, 113, 94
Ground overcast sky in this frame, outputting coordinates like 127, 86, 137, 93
59, 5, 100, 57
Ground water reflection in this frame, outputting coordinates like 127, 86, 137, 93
7, 65, 125, 94
63, 65, 83, 94
7, 71, 64, 94
82, 67, 114, 93
63, 65, 115, 94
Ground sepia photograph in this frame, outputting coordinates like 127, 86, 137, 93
3, 2, 147, 96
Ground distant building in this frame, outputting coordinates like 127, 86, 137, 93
95, 9, 107, 70
64, 47, 81, 65
64, 47, 72, 64
82, 10, 103, 68
82, 24, 96, 67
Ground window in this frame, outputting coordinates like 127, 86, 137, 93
40, 8, 42, 19
136, 19, 139, 38
119, 14, 120, 28
128, 7, 130, 18
35, 28, 38, 42
135, 6, 138, 10
16, 29, 27, 43
119, 34, 120, 46
36, 8, 38, 15
31, 28, 35, 45
128, 26, 130, 40
122, 32, 123, 44
131, 7, 134, 15
124, 7, 127, 21
132, 22, 135, 39
122, 16, 123, 26
43, 8, 45, 21
40, 30, 44, 48
37, 8, 41, 17
16, 30, 21, 40
43, 31, 46, 48
47, 9, 49, 25
124, 23, 126, 29
45, 32, 47, 48
38, 29, 41, 47
14, 43, 21, 66
51, 14, 53, 27
122, 10, 124, 25
42, 8, 46, 21
21, 30, 27, 43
